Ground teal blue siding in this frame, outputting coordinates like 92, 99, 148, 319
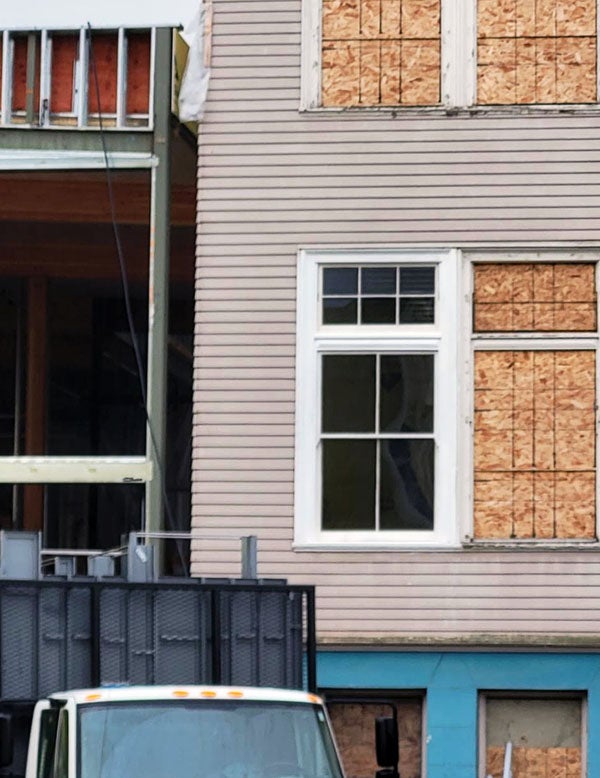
318, 650, 600, 777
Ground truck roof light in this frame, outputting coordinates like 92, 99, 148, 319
172, 690, 189, 698
307, 694, 322, 705
85, 694, 103, 702
227, 690, 244, 698
200, 691, 217, 698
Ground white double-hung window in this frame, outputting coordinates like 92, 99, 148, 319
295, 249, 460, 548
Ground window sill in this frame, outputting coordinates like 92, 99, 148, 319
299, 104, 600, 118
462, 539, 600, 550
292, 541, 462, 552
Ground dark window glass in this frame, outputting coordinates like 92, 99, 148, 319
380, 355, 434, 432
400, 267, 435, 294
322, 440, 375, 529
322, 355, 375, 432
323, 298, 358, 324
379, 439, 434, 530
362, 267, 396, 295
399, 298, 435, 323
323, 267, 358, 296
362, 298, 396, 324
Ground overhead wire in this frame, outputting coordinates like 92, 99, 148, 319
87, 24, 188, 576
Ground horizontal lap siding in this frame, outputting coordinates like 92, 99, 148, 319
193, 0, 600, 640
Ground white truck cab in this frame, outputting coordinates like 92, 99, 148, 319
21, 686, 347, 778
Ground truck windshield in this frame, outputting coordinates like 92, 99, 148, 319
79, 700, 343, 778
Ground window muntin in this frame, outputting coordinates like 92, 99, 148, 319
321, 353, 435, 531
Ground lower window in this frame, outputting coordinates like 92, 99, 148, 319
326, 693, 424, 778
480, 692, 585, 778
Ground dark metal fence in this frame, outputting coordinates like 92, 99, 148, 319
0, 578, 316, 700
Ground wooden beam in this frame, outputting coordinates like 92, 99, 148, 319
0, 222, 194, 284
23, 277, 47, 531
0, 173, 195, 225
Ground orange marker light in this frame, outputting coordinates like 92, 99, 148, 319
307, 694, 322, 705
200, 690, 217, 698
85, 694, 102, 702
227, 690, 244, 698
172, 690, 189, 698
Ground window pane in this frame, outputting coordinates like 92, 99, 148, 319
322, 440, 375, 529
400, 267, 435, 294
322, 355, 375, 432
362, 298, 396, 324
380, 439, 434, 530
323, 298, 358, 324
400, 298, 434, 323
362, 267, 396, 295
380, 355, 434, 432
323, 267, 358, 295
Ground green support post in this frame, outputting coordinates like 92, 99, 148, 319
145, 28, 173, 568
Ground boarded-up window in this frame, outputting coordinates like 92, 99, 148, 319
327, 698, 422, 778
473, 262, 597, 541
477, 0, 597, 104
321, 0, 441, 107
483, 695, 583, 778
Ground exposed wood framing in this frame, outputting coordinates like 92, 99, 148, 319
477, 0, 597, 104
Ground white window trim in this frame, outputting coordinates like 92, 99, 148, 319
300, 0, 600, 112
294, 248, 461, 549
462, 252, 600, 546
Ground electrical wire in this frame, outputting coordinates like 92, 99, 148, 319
87, 24, 188, 576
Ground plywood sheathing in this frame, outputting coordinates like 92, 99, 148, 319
329, 701, 422, 778
87, 33, 118, 114
486, 746, 582, 777
474, 263, 597, 332
477, 0, 597, 103
51, 35, 79, 114
474, 350, 596, 540
126, 32, 152, 115
321, 0, 441, 106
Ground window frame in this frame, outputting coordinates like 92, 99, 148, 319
300, 0, 600, 112
463, 252, 600, 546
295, 248, 461, 549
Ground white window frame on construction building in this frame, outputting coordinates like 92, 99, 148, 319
294, 248, 461, 549
461, 250, 600, 547
300, 0, 600, 111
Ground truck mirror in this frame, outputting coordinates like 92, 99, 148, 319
0, 714, 13, 768
375, 716, 398, 768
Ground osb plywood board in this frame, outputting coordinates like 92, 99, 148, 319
479, 0, 596, 39
329, 701, 421, 778
477, 0, 597, 103
474, 263, 597, 332
473, 350, 596, 540
486, 746, 581, 777
321, 0, 441, 106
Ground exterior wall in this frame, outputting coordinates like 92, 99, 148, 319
319, 650, 600, 778
192, 0, 600, 642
